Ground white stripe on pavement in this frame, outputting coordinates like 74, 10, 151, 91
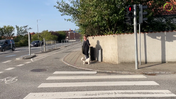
5, 67, 15, 71
53, 71, 97, 75
5, 54, 16, 57
17, 64, 24, 67
47, 75, 146, 80
0, 71, 3, 74
25, 62, 31, 64
2, 60, 11, 63
23, 90, 176, 99
38, 81, 159, 88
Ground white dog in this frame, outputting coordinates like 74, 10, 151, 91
81, 57, 90, 65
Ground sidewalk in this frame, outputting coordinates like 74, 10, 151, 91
63, 49, 176, 75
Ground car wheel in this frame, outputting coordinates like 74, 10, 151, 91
1, 48, 5, 52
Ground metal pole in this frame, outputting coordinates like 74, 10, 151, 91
139, 23, 141, 65
55, 41, 56, 49
37, 20, 39, 39
43, 38, 46, 52
10, 40, 12, 51
28, 32, 31, 55
134, 4, 138, 69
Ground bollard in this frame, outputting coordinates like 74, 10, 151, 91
98, 49, 102, 62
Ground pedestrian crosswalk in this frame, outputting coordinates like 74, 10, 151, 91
23, 71, 176, 99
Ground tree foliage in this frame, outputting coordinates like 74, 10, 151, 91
55, 0, 176, 35
16, 25, 32, 36
0, 25, 15, 38
41, 30, 58, 41
55, 31, 66, 42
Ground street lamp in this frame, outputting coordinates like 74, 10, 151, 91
37, 19, 41, 39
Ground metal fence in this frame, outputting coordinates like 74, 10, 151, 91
39, 39, 79, 52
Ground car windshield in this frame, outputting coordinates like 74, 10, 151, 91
0, 40, 5, 45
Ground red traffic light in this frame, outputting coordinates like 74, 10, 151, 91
128, 7, 132, 11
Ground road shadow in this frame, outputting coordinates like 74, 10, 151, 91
139, 63, 164, 69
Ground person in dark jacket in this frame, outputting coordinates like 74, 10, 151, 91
82, 35, 90, 59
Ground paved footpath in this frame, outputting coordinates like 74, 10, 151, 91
63, 47, 176, 75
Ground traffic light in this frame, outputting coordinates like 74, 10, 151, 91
125, 5, 134, 25
139, 4, 148, 24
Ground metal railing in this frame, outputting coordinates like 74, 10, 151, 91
39, 39, 80, 52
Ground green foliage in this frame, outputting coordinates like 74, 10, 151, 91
14, 35, 28, 47
0, 25, 15, 38
31, 34, 39, 41
55, 0, 175, 35
55, 31, 66, 42
41, 30, 58, 41
16, 25, 32, 36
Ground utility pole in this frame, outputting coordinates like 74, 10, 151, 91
37, 19, 41, 39
139, 4, 148, 65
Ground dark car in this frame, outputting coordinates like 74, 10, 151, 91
30, 40, 43, 47
0, 39, 15, 52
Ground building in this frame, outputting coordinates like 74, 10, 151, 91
63, 29, 81, 40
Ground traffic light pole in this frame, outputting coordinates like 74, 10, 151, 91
134, 4, 138, 69
139, 23, 141, 66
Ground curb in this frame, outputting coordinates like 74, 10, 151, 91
16, 54, 36, 60
62, 53, 176, 75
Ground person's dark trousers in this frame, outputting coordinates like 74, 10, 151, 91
85, 54, 89, 59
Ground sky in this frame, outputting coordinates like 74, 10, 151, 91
0, 0, 78, 35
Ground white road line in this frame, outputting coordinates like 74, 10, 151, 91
23, 90, 176, 99
47, 75, 146, 80
38, 81, 159, 88
5, 67, 15, 71
2, 60, 11, 63
5, 54, 16, 57
53, 71, 97, 75
0, 71, 3, 74
14, 51, 20, 53
25, 62, 31, 64
17, 64, 24, 67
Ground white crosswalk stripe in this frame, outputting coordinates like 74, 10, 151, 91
53, 71, 97, 75
23, 71, 176, 99
46, 75, 146, 80
24, 90, 176, 99
38, 81, 159, 88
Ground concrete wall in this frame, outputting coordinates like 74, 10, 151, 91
89, 31, 176, 64
88, 35, 118, 64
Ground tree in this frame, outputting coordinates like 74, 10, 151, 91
41, 30, 58, 41
16, 25, 32, 36
31, 34, 39, 41
55, 31, 66, 42
0, 27, 5, 39
55, 0, 175, 35
2, 25, 15, 38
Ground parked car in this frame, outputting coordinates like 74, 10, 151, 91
0, 39, 15, 52
30, 40, 43, 47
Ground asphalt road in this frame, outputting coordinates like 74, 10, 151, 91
0, 42, 71, 63
0, 42, 176, 99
